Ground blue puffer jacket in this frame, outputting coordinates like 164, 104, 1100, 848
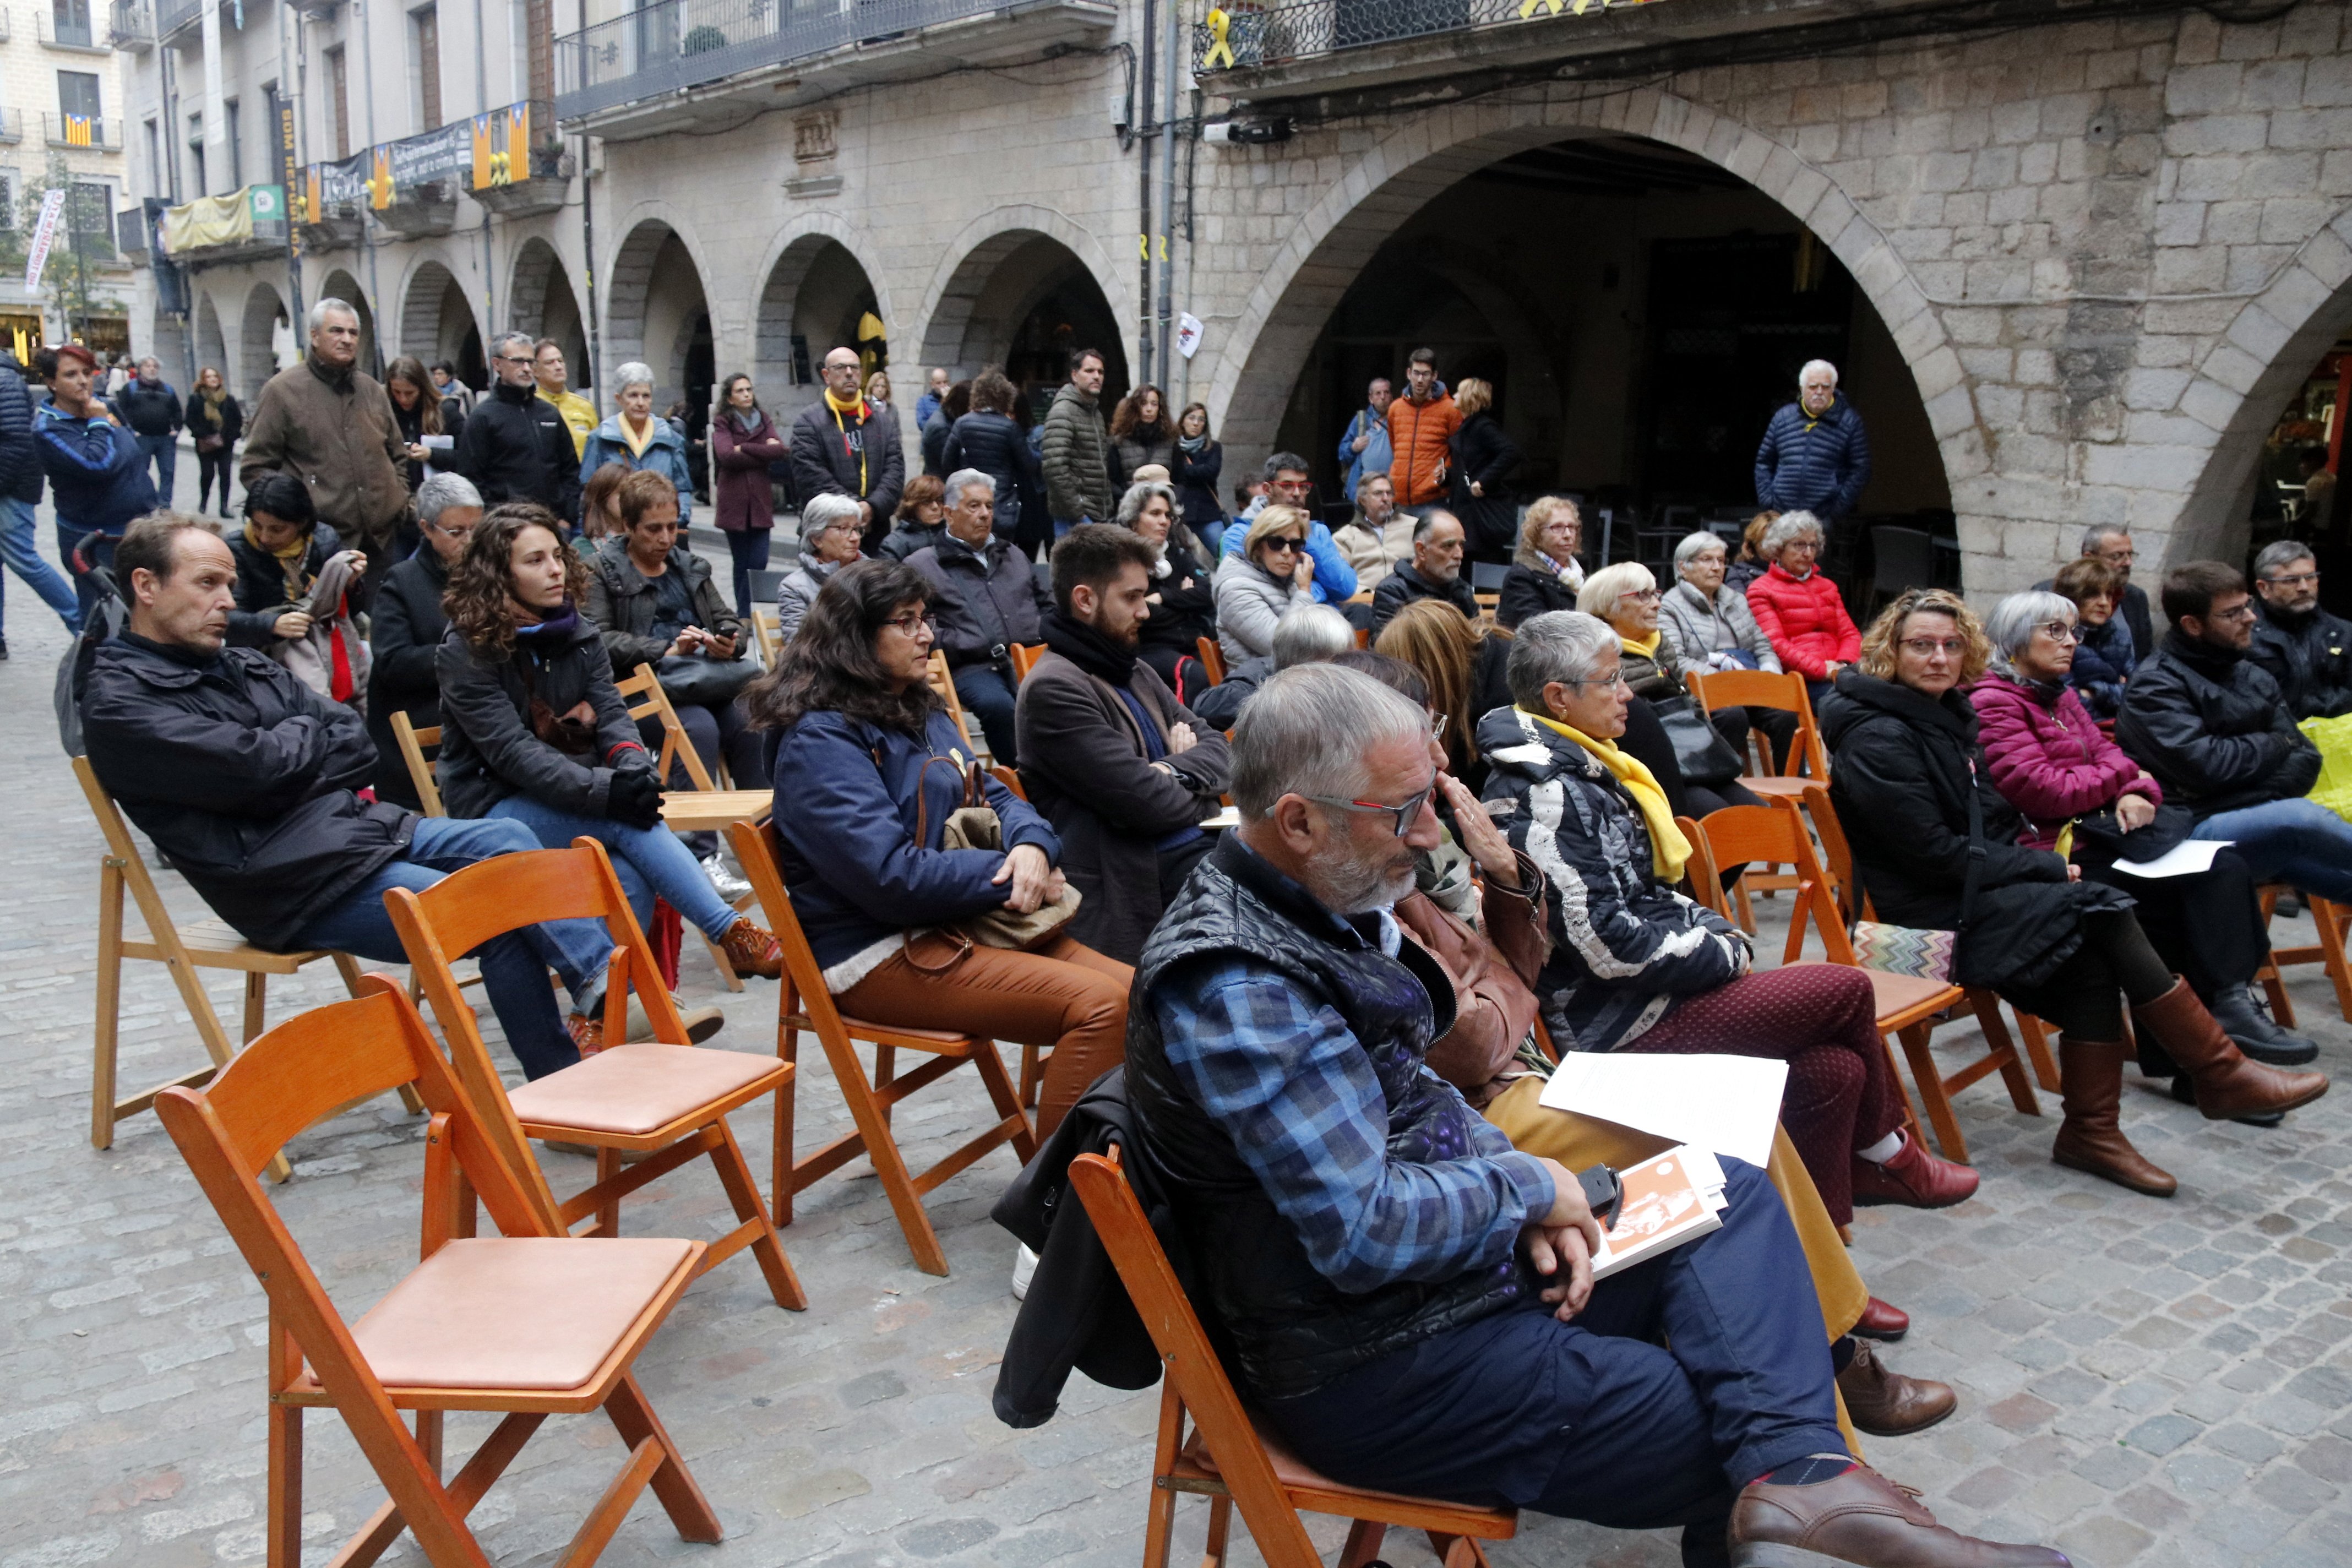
1752, 395, 1871, 521
37, 402, 158, 536
579, 413, 694, 521
2067, 613, 2136, 719
941, 411, 1040, 541
0, 356, 42, 503
766, 707, 1060, 984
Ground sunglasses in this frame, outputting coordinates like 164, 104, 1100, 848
1261, 537, 1303, 554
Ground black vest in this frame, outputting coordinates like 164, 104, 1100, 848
1125, 834, 1536, 1402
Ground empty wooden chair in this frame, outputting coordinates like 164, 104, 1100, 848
1069, 1146, 1517, 1568
75, 755, 371, 1184
390, 712, 445, 817
386, 839, 805, 1311
730, 820, 1035, 1275
1685, 667, 1830, 799
156, 978, 722, 1568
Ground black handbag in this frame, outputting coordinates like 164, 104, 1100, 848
655, 650, 759, 708
1650, 696, 1744, 788
2067, 801, 2193, 868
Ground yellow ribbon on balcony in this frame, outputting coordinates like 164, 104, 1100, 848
1202, 7, 1234, 69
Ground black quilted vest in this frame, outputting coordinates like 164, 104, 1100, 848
1126, 834, 1536, 1402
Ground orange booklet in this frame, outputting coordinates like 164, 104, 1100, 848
1588, 1147, 1725, 1281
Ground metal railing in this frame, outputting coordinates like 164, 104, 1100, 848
40, 7, 100, 46
1191, 0, 1657, 72
110, 0, 156, 45
156, 0, 204, 37
557, 0, 1020, 121
45, 113, 122, 150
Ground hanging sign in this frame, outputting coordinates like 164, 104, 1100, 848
1177, 312, 1204, 360
25, 188, 66, 290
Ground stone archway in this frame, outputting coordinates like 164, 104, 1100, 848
193, 290, 227, 383
916, 220, 1131, 412
508, 236, 588, 392
398, 257, 481, 370
753, 228, 886, 423
237, 281, 288, 405
603, 216, 712, 407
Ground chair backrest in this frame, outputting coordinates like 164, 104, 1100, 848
1194, 636, 1226, 687
728, 820, 849, 1049
746, 567, 789, 604
1685, 666, 1829, 781
1008, 642, 1045, 681
1803, 780, 1870, 925
1676, 814, 1719, 912
1469, 560, 1509, 592
384, 840, 687, 1230
989, 763, 1027, 802
750, 609, 782, 669
1067, 1148, 1325, 1568
614, 663, 718, 791
1690, 800, 1854, 966
925, 650, 978, 753
73, 754, 204, 956
390, 712, 445, 818
1871, 526, 1935, 596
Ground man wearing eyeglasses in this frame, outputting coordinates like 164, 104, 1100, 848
2035, 524, 2153, 662
790, 345, 905, 553
2246, 538, 2352, 721
456, 330, 582, 522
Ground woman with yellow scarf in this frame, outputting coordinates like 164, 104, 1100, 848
576, 361, 695, 521
1475, 609, 1979, 1240
1577, 559, 1766, 822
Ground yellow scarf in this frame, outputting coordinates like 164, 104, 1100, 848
824, 387, 870, 496
243, 521, 312, 602
1621, 630, 1660, 660
1523, 707, 1691, 883
618, 413, 657, 461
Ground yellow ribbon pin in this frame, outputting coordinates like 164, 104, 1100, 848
1203, 7, 1235, 69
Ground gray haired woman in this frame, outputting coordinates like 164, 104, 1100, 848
776, 493, 866, 641
1746, 509, 1858, 694
1660, 527, 1800, 767
1118, 479, 1218, 691
579, 360, 694, 518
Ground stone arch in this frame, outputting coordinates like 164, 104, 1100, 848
914, 204, 1136, 381
603, 213, 714, 407
193, 289, 227, 383
1205, 85, 1975, 515
752, 219, 889, 422
397, 255, 481, 368
508, 236, 589, 393
237, 281, 288, 406
314, 267, 377, 372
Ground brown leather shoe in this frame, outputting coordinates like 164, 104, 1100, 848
1850, 1297, 1908, 1343
1836, 1340, 1954, 1437
2133, 977, 2328, 1122
718, 917, 785, 981
1729, 1463, 2070, 1566
2050, 1036, 2176, 1197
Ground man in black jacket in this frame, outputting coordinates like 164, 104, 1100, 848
910, 470, 1049, 764
459, 331, 581, 522
0, 345, 76, 653
1369, 509, 1477, 632
112, 356, 182, 499
2118, 560, 2352, 908
366, 471, 478, 805
2248, 538, 2352, 721
81, 512, 613, 1078
790, 344, 904, 551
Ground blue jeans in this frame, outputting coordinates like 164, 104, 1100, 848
724, 526, 771, 618
0, 496, 80, 636
951, 662, 1019, 765
137, 432, 176, 499
57, 521, 115, 620
289, 816, 616, 1080
486, 796, 744, 941
2194, 797, 2352, 905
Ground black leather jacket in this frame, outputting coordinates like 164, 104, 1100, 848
908, 533, 1049, 670
2248, 601, 2352, 721
2116, 629, 2321, 817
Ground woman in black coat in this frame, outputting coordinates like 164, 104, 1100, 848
1446, 378, 1521, 564
940, 367, 1039, 542
1118, 480, 1217, 698
1820, 589, 2326, 1199
183, 366, 242, 518
225, 472, 358, 647
366, 471, 478, 806
1170, 402, 1226, 557
1496, 496, 1584, 630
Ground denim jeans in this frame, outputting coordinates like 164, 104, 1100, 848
137, 433, 177, 500
486, 795, 744, 940
724, 527, 771, 618
2194, 797, 2352, 905
0, 496, 81, 636
288, 816, 616, 1080
951, 662, 1019, 765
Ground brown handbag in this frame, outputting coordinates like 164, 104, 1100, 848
903, 757, 1081, 970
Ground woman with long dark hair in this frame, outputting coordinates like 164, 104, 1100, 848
433, 503, 785, 995
184, 364, 243, 518
1169, 402, 1225, 556
384, 355, 454, 494
1110, 383, 1173, 487
710, 372, 788, 616
751, 557, 1131, 1143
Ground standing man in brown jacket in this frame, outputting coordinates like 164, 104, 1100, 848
1014, 522, 1231, 964
239, 298, 413, 601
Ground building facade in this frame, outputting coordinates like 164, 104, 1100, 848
0, 0, 130, 359
115, 0, 2352, 591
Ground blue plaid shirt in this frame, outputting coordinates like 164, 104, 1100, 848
1147, 869, 1556, 1295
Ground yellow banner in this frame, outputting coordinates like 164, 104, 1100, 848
161, 189, 254, 254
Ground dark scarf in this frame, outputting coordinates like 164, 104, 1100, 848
515, 602, 581, 643
2163, 625, 2241, 682
1042, 608, 1137, 686
1177, 432, 1208, 455
306, 355, 355, 393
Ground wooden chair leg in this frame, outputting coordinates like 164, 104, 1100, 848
2260, 959, 2297, 1029
268, 1402, 301, 1568
1431, 1532, 1490, 1567
1337, 1520, 1387, 1568
1876, 1031, 1927, 1153
1020, 1043, 1047, 1109
2316, 897, 2352, 1022
1145, 1382, 1188, 1568
831, 1035, 952, 1278
1200, 1495, 1233, 1568
773, 1016, 801, 1226
243, 971, 268, 1044
91, 859, 126, 1151
707, 1117, 808, 1310
1896, 1021, 1968, 1163
603, 1373, 722, 1544
2011, 1008, 2062, 1093
1966, 992, 2042, 1117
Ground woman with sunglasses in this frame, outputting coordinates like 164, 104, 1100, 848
1821, 589, 2327, 1199
1213, 505, 1315, 667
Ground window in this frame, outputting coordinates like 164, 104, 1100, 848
410, 4, 441, 131
52, 0, 92, 48
70, 179, 112, 257
58, 69, 101, 121
0, 171, 20, 231
225, 97, 240, 188
325, 47, 349, 160
186, 111, 204, 194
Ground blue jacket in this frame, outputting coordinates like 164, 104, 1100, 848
579, 414, 694, 522
766, 707, 1060, 978
0, 356, 39, 503
2067, 613, 2136, 720
1336, 404, 1392, 502
1753, 396, 1871, 521
38, 403, 157, 536
1219, 517, 1359, 604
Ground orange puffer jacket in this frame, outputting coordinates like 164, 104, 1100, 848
1384, 390, 1461, 506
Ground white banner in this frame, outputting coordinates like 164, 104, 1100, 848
25, 188, 65, 291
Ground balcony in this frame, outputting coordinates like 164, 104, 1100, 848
46, 114, 122, 150
556, 0, 1116, 138
110, 0, 155, 47
0, 109, 24, 145
156, 0, 203, 39
161, 185, 288, 262
39, 7, 105, 48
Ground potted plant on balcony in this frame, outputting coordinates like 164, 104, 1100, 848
683, 23, 727, 52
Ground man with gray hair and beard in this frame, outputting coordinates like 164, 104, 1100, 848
1123, 662, 2064, 1568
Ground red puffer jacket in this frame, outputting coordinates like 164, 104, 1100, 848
1745, 562, 1860, 680
1970, 672, 2159, 851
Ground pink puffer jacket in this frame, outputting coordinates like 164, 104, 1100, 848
1744, 563, 1860, 679
1971, 671, 2160, 850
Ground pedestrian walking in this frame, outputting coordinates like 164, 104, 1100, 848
184, 366, 243, 519
111, 356, 182, 500
710, 372, 788, 616
0, 344, 77, 651
39, 343, 157, 620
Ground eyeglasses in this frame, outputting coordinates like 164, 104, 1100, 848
1430, 712, 1449, 741
492, 353, 530, 364
2264, 571, 2321, 587
1304, 778, 1436, 839
1261, 537, 1302, 554
2213, 602, 2259, 623
1899, 638, 1970, 657
2034, 621, 2080, 644
881, 611, 933, 636
1565, 669, 1628, 691
1624, 588, 1661, 603
823, 361, 861, 375
424, 520, 475, 540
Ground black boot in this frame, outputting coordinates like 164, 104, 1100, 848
2208, 984, 2318, 1065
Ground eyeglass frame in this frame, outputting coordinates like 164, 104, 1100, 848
1300, 778, 1438, 839
2032, 620, 2080, 644
881, 610, 934, 636
1898, 636, 1971, 657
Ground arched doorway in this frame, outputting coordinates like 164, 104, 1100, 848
919, 230, 1128, 422
605, 219, 709, 410
509, 237, 588, 397
755, 235, 884, 422
315, 268, 377, 374
400, 258, 483, 385
193, 290, 227, 384
237, 282, 288, 405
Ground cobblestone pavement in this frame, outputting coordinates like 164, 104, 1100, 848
4, 483, 2352, 1567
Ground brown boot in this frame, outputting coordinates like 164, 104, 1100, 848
2051, 1036, 2176, 1197
717, 917, 785, 981
2134, 977, 2328, 1122
1836, 1340, 1956, 1436
1728, 1461, 2068, 1566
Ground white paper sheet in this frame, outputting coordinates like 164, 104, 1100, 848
421, 433, 455, 450
1536, 1052, 1788, 1169
1199, 806, 1240, 829
2112, 838, 2230, 879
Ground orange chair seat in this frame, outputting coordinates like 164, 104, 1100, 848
1857, 967, 1959, 1022
351, 1237, 698, 1390
508, 1044, 784, 1137
1739, 775, 1811, 799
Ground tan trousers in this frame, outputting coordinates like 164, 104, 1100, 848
1483, 1077, 1867, 1458
837, 934, 1134, 1141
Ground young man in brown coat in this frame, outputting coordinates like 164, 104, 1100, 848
1013, 523, 1231, 963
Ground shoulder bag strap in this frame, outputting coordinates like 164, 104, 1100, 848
1961, 754, 1988, 928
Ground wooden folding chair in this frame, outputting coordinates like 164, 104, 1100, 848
1070, 1147, 1517, 1568
156, 979, 721, 1568
386, 840, 805, 1310
612, 662, 750, 992
1009, 641, 1046, 680
1195, 636, 1226, 687
1685, 667, 1830, 800
75, 755, 374, 1183
390, 712, 445, 818
750, 608, 782, 669
729, 820, 1035, 1275
2259, 884, 2352, 1025
927, 650, 980, 754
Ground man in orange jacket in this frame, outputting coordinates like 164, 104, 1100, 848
1384, 345, 1460, 510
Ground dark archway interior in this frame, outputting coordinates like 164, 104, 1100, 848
1278, 133, 1951, 576
1008, 263, 1127, 422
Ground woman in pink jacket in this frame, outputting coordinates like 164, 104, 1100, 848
1973, 590, 2311, 1081
1743, 511, 1859, 700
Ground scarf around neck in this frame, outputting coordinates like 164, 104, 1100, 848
1042, 608, 1138, 686
514, 601, 581, 643
243, 522, 313, 602
618, 414, 658, 460
1177, 432, 1208, 455
1523, 707, 1690, 883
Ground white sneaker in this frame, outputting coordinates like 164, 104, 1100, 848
1011, 1242, 1039, 1300
701, 852, 753, 902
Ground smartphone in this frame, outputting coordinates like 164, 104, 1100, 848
1576, 1164, 1623, 1232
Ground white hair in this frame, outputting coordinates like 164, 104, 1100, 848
2079, 523, 2130, 556
1506, 611, 1621, 710
1271, 603, 1354, 669
1577, 561, 1657, 624
1984, 591, 2077, 662
416, 470, 482, 524
1231, 665, 1430, 821
944, 467, 996, 506
308, 297, 359, 334
1672, 530, 1727, 571
614, 361, 655, 393
489, 329, 535, 361
799, 493, 863, 535
1761, 511, 1825, 559
1799, 359, 1839, 386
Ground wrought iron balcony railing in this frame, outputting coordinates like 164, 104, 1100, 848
109, 0, 155, 46
1192, 0, 1662, 73
45, 113, 122, 150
